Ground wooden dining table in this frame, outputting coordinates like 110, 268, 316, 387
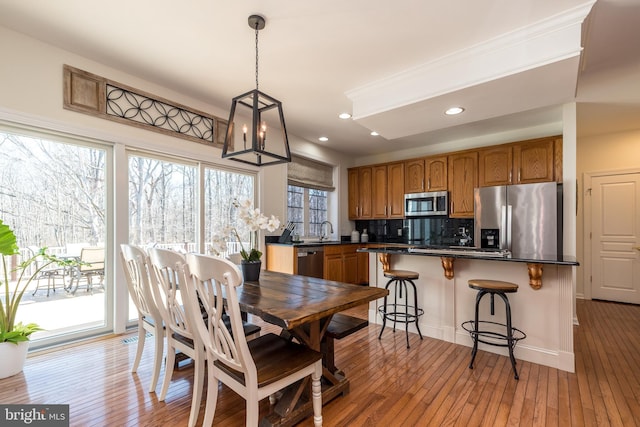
237, 270, 388, 426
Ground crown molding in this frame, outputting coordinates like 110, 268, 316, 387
346, 1, 596, 120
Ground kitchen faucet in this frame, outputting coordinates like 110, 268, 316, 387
320, 220, 333, 241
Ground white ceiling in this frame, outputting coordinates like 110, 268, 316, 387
0, 0, 638, 156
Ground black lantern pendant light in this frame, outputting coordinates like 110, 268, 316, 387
222, 14, 291, 166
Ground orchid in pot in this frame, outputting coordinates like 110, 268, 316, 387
210, 200, 280, 280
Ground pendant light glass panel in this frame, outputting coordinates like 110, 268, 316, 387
223, 89, 290, 166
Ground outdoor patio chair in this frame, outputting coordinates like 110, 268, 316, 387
67, 246, 105, 295
28, 248, 67, 297
120, 244, 165, 394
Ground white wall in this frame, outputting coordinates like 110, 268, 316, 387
0, 25, 356, 237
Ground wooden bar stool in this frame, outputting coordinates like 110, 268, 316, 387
378, 269, 423, 348
462, 279, 526, 379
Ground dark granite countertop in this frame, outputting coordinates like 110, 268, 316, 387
358, 246, 579, 266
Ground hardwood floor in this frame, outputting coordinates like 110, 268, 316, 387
1, 299, 638, 426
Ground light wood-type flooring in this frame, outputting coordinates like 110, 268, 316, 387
0, 299, 638, 426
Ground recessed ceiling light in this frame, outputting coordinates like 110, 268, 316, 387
445, 107, 465, 115
338, 113, 352, 119
319, 136, 329, 142
370, 131, 379, 136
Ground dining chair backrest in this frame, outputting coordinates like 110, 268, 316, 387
184, 253, 255, 377
120, 243, 165, 393
79, 246, 105, 273
147, 248, 194, 341
120, 244, 160, 321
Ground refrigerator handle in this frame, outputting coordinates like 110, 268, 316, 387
506, 205, 513, 250
500, 205, 507, 249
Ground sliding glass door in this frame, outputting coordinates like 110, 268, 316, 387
0, 128, 110, 348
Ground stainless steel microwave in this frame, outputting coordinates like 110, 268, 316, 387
404, 191, 448, 217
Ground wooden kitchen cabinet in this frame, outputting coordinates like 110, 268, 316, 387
387, 162, 405, 217
404, 156, 447, 193
323, 244, 367, 284
324, 246, 344, 282
513, 137, 555, 184
404, 159, 425, 193
448, 151, 478, 218
372, 162, 404, 219
479, 145, 513, 187
372, 165, 388, 218
348, 166, 373, 219
266, 244, 297, 274
425, 156, 448, 191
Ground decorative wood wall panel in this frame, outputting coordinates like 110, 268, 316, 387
63, 64, 227, 146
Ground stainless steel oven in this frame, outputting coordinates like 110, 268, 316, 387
404, 191, 448, 217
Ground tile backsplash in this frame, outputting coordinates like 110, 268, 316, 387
354, 217, 474, 247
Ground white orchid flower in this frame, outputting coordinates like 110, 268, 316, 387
266, 216, 280, 232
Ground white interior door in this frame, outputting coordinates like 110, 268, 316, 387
590, 173, 640, 303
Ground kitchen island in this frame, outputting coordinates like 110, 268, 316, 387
359, 246, 579, 372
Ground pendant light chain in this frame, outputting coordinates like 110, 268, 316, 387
255, 24, 259, 92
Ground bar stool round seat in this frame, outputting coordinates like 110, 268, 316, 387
461, 279, 526, 380
383, 269, 420, 280
378, 269, 423, 348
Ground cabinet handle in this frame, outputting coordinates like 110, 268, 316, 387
427, 178, 431, 190
384, 205, 387, 216
422, 179, 425, 191
509, 170, 512, 183
633, 246, 640, 251
518, 168, 521, 182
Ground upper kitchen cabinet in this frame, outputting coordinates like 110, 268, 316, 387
404, 156, 447, 193
404, 159, 425, 193
448, 151, 478, 218
478, 145, 513, 187
513, 136, 558, 184
372, 163, 404, 218
425, 156, 448, 191
348, 166, 372, 219
479, 135, 562, 187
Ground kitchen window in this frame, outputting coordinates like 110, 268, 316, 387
287, 185, 328, 238
287, 155, 334, 238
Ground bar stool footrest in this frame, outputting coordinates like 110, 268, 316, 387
461, 320, 526, 348
378, 305, 424, 324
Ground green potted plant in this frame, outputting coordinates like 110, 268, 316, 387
0, 219, 72, 378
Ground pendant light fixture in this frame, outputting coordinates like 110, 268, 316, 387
222, 14, 291, 166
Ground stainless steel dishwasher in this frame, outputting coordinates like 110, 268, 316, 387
296, 246, 324, 278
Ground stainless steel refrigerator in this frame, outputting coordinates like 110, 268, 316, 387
473, 182, 562, 258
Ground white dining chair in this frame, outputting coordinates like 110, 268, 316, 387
147, 248, 205, 427
183, 253, 323, 427
119, 244, 164, 393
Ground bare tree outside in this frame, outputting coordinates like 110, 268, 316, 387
127, 155, 196, 250
0, 132, 106, 249
127, 154, 255, 253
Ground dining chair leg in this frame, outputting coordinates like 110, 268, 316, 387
149, 325, 163, 393
246, 389, 260, 426
188, 348, 205, 427
202, 360, 218, 427
312, 362, 323, 427
159, 343, 176, 401
132, 319, 146, 373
